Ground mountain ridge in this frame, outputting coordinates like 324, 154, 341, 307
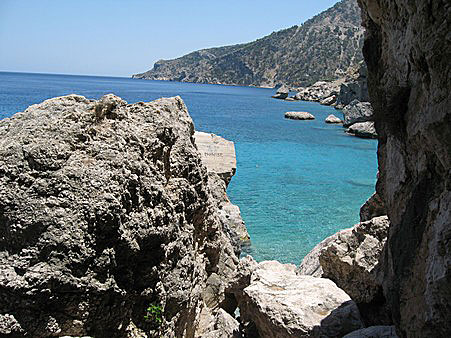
133, 0, 364, 87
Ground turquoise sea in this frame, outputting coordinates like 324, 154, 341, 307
0, 72, 378, 264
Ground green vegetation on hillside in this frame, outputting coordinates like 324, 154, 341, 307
133, 0, 363, 87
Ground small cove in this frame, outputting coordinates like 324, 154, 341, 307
0, 71, 378, 263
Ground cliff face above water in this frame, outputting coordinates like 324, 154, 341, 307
133, 0, 364, 87
358, 0, 451, 336
0, 94, 239, 337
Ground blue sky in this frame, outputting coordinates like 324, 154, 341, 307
0, 0, 339, 77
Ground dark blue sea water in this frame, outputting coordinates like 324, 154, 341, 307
0, 71, 378, 263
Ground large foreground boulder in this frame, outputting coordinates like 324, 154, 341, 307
319, 216, 390, 304
359, 0, 450, 336
0, 94, 238, 337
238, 261, 364, 338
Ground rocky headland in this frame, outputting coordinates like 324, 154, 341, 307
132, 0, 363, 88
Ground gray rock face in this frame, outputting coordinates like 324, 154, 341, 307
294, 80, 342, 102
342, 99, 374, 127
272, 85, 289, 99
337, 62, 369, 106
238, 261, 364, 338
360, 192, 386, 222
325, 114, 343, 124
346, 121, 377, 139
359, 1, 450, 335
284, 111, 315, 120
343, 326, 398, 338
0, 94, 238, 337
197, 309, 241, 338
194, 132, 250, 252
319, 216, 390, 304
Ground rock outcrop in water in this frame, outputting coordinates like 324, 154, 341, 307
194, 131, 250, 252
0, 94, 239, 337
358, 0, 451, 336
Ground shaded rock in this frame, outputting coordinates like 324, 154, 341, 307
359, 1, 451, 336
284, 111, 315, 120
197, 309, 241, 338
343, 325, 398, 338
342, 99, 373, 127
238, 261, 364, 338
319, 216, 389, 304
325, 114, 343, 124
360, 192, 386, 222
347, 121, 377, 139
272, 85, 289, 99
337, 62, 369, 106
0, 94, 238, 337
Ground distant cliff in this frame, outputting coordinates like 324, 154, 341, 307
133, 0, 364, 88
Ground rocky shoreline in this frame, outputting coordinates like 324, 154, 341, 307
275, 61, 377, 139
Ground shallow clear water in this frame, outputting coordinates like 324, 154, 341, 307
0, 72, 378, 263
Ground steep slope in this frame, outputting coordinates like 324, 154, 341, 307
133, 0, 364, 87
359, 0, 450, 336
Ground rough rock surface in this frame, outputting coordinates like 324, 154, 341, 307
325, 114, 343, 124
343, 325, 398, 338
284, 111, 315, 120
346, 121, 377, 139
294, 80, 342, 102
319, 216, 390, 304
196, 309, 241, 338
360, 192, 386, 222
0, 94, 238, 337
359, 1, 450, 335
342, 99, 374, 127
297, 233, 338, 278
194, 132, 250, 251
272, 85, 289, 99
336, 61, 369, 106
238, 261, 364, 338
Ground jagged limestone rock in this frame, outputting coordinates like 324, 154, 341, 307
238, 261, 363, 338
342, 99, 374, 127
0, 94, 238, 337
358, 1, 450, 335
360, 192, 386, 222
319, 216, 390, 304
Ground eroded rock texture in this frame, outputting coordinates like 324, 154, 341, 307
358, 0, 451, 336
238, 261, 364, 338
0, 94, 238, 337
